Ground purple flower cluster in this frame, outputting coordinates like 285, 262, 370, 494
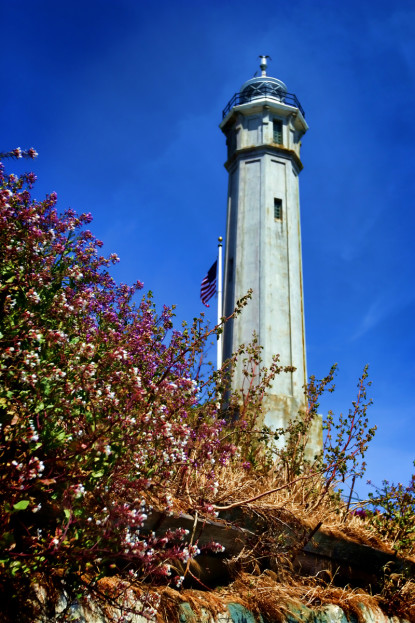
0, 155, 238, 588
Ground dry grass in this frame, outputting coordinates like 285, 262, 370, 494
86, 568, 415, 622
157, 586, 233, 623
168, 461, 392, 555
147, 460, 415, 620
152, 571, 405, 623
225, 571, 376, 623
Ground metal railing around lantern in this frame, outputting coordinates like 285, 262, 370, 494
222, 87, 305, 119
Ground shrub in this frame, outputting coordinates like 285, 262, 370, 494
0, 152, 241, 594
367, 465, 415, 555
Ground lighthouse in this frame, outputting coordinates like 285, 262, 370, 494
220, 57, 320, 452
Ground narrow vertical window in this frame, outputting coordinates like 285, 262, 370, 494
226, 128, 236, 158
274, 198, 282, 221
226, 128, 237, 158
273, 119, 283, 144
228, 258, 234, 282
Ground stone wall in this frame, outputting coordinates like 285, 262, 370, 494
38, 595, 410, 623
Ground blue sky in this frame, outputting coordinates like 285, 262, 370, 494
2, 0, 414, 499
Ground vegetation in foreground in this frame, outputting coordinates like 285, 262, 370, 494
0, 151, 414, 621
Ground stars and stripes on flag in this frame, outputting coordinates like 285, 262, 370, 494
200, 260, 217, 307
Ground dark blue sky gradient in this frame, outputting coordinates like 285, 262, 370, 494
1, 0, 414, 499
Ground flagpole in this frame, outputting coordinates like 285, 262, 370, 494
217, 236, 223, 371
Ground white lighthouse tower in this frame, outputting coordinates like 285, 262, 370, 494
221, 57, 319, 449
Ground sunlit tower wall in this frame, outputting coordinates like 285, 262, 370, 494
221, 57, 320, 453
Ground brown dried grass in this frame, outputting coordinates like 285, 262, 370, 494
155, 571, 415, 623
180, 461, 391, 554
92, 458, 415, 621
150, 460, 415, 620
154, 571, 387, 623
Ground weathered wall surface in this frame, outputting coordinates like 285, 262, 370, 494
178, 601, 409, 623
38, 597, 410, 623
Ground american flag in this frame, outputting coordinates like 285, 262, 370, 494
200, 260, 217, 307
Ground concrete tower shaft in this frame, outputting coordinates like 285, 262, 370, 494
220, 60, 313, 437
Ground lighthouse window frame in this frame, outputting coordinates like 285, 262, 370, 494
273, 119, 283, 144
274, 198, 283, 221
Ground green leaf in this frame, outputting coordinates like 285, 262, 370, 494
1, 532, 15, 547
55, 430, 67, 442
13, 500, 30, 511
64, 509, 71, 520
91, 470, 104, 478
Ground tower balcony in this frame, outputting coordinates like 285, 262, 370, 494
222, 86, 305, 120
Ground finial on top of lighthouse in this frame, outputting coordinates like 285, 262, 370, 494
259, 55, 272, 76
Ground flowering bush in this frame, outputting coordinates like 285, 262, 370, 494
367, 466, 415, 555
0, 153, 240, 598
